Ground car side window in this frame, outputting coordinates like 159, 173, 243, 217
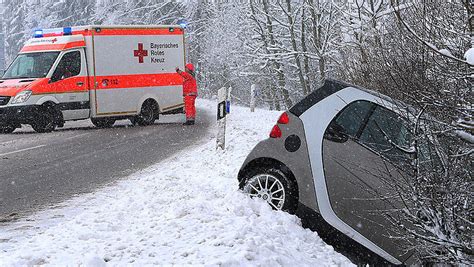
334, 100, 374, 137
324, 100, 374, 142
359, 106, 414, 166
51, 51, 81, 82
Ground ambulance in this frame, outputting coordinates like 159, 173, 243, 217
0, 25, 186, 133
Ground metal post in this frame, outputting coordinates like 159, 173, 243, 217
216, 87, 228, 150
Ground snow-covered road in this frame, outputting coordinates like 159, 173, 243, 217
0, 100, 353, 266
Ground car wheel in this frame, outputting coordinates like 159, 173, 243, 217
243, 168, 298, 213
136, 101, 158, 126
91, 118, 115, 128
0, 124, 16, 134
31, 105, 56, 133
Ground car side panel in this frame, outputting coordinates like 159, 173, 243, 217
300, 87, 402, 265
323, 139, 413, 262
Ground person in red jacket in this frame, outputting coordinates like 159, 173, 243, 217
176, 63, 198, 125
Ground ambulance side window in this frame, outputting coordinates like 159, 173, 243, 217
51, 51, 81, 82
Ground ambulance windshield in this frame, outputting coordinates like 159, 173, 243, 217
2, 52, 60, 80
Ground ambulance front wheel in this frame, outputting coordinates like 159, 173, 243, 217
31, 104, 57, 133
91, 118, 115, 128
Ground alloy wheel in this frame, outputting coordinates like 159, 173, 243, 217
243, 174, 286, 210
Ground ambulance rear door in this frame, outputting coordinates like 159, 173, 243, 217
90, 26, 185, 117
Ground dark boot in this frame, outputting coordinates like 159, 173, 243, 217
183, 120, 195, 125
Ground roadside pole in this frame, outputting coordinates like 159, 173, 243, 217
216, 87, 228, 150
250, 84, 256, 112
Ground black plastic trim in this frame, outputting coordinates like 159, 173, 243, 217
58, 101, 90, 111
0, 96, 11, 106
284, 134, 301, 152
0, 105, 39, 124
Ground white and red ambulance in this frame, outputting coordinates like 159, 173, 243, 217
0, 25, 186, 133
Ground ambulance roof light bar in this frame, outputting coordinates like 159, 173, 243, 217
33, 27, 74, 38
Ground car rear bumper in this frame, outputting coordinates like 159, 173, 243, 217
0, 105, 39, 125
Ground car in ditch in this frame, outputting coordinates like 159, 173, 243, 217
237, 79, 440, 266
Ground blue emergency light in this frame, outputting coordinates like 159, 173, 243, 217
63, 27, 72, 35
33, 29, 43, 38
177, 19, 188, 29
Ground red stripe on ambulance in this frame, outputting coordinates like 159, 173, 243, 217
93, 73, 183, 90
21, 41, 86, 52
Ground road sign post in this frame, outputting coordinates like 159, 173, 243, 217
216, 87, 228, 150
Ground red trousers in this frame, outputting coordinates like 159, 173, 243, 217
184, 95, 196, 120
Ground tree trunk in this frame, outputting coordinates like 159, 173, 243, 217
284, 0, 309, 95
301, 6, 312, 94
262, 0, 293, 108
307, 0, 326, 85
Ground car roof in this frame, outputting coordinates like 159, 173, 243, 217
289, 79, 410, 117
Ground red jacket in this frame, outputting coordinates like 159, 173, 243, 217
178, 71, 197, 96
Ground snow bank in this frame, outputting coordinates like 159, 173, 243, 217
0, 100, 353, 266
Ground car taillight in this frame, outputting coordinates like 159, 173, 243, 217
270, 125, 282, 138
278, 112, 289, 124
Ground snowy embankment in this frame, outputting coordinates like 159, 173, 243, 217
0, 99, 352, 266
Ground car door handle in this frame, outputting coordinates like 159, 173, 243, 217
76, 82, 84, 86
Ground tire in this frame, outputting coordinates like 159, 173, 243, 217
0, 124, 16, 134
242, 167, 298, 214
91, 118, 115, 128
136, 100, 158, 126
31, 104, 57, 133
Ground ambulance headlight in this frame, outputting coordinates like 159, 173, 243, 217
11, 90, 32, 104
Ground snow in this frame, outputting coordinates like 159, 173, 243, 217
0, 99, 353, 266
438, 48, 452, 57
464, 47, 474, 65
455, 130, 474, 144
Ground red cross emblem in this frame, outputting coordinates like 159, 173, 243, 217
133, 43, 148, 63
51, 38, 58, 43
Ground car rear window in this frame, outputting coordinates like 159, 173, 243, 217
289, 79, 351, 116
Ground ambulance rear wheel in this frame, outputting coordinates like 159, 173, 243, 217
0, 124, 16, 134
136, 100, 158, 126
91, 118, 115, 128
31, 104, 57, 133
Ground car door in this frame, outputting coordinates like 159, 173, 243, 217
322, 100, 414, 262
49, 49, 90, 120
